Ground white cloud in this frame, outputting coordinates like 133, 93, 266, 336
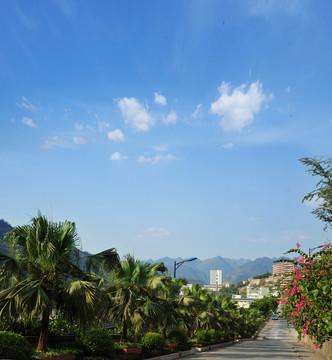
22, 116, 37, 128
163, 111, 177, 125
74, 123, 83, 131
131, 226, 170, 241
117, 97, 154, 131
108, 129, 125, 141
191, 104, 202, 118
210, 81, 272, 132
110, 152, 127, 161
247, 237, 268, 244
138, 154, 175, 165
145, 227, 170, 236
73, 137, 86, 145
249, 0, 303, 16
41, 136, 70, 149
16, 97, 37, 111
154, 92, 167, 106
154, 144, 169, 152
304, 196, 325, 208
222, 143, 234, 149
97, 121, 110, 132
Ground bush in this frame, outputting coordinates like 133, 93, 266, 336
195, 330, 211, 343
166, 329, 188, 345
141, 332, 165, 350
80, 328, 116, 357
0, 331, 34, 360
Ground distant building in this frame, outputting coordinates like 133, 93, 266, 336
246, 285, 270, 299
272, 263, 295, 276
202, 269, 222, 292
210, 269, 222, 286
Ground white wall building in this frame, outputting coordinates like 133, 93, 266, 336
210, 269, 222, 286
246, 285, 270, 299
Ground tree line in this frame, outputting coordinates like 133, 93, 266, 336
0, 212, 277, 353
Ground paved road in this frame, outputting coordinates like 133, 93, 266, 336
188, 318, 321, 360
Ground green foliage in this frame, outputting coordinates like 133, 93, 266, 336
300, 157, 332, 230
49, 311, 80, 336
250, 297, 278, 317
195, 329, 211, 343
33, 348, 83, 359
0, 331, 34, 360
253, 272, 271, 279
141, 332, 165, 350
80, 328, 116, 357
166, 329, 188, 344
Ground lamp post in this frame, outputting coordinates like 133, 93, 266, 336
174, 257, 197, 278
308, 245, 324, 256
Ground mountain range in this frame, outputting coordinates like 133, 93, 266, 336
0, 219, 279, 284
147, 255, 277, 284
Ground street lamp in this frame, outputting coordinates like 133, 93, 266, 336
174, 257, 197, 278
309, 245, 324, 256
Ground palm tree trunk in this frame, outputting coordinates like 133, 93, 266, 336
161, 323, 167, 338
120, 319, 128, 343
37, 308, 50, 352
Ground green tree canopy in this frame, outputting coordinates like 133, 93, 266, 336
300, 157, 332, 230
0, 212, 119, 352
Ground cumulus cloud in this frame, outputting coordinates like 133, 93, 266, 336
97, 121, 110, 132
154, 144, 169, 152
222, 143, 234, 149
74, 123, 83, 131
154, 92, 167, 106
110, 152, 127, 161
41, 136, 70, 149
16, 97, 37, 111
138, 154, 175, 165
22, 116, 37, 128
163, 111, 177, 125
210, 81, 272, 132
73, 137, 86, 145
191, 104, 202, 118
108, 129, 125, 141
303, 196, 325, 208
117, 97, 154, 131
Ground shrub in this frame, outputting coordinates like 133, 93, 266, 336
195, 330, 211, 343
141, 332, 165, 350
0, 331, 34, 360
80, 328, 116, 357
166, 329, 188, 345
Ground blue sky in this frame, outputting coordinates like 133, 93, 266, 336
1, 0, 331, 261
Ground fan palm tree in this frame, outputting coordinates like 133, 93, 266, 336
0, 212, 119, 352
106, 254, 166, 342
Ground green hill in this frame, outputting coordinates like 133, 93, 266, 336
0, 219, 13, 255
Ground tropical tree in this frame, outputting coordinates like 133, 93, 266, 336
300, 156, 332, 230
106, 254, 167, 342
0, 212, 119, 352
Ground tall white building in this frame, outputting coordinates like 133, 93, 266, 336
210, 270, 222, 286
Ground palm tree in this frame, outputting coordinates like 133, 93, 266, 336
106, 254, 166, 342
0, 212, 119, 352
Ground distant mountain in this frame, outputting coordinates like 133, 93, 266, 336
223, 257, 276, 283
0, 219, 13, 255
0, 219, 279, 284
148, 255, 277, 284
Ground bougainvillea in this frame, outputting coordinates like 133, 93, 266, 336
280, 244, 332, 348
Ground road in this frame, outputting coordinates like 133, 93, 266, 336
188, 318, 321, 360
